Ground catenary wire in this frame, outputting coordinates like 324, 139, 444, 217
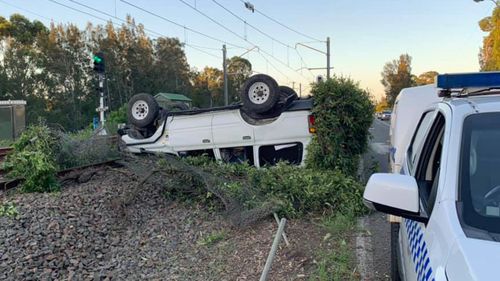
238, 0, 322, 42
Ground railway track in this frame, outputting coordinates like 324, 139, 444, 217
0, 147, 12, 163
0, 158, 122, 193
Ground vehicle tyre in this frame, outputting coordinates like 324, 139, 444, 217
279, 85, 298, 102
241, 74, 280, 114
391, 222, 402, 281
127, 93, 159, 128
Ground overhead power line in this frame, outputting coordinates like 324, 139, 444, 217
210, 0, 291, 49
120, 0, 247, 49
0, 0, 52, 21
239, 0, 322, 42
47, 0, 114, 23
48, 0, 222, 59
177, 0, 309, 80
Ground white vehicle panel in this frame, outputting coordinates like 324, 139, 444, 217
212, 110, 254, 147
253, 110, 310, 145
168, 113, 213, 151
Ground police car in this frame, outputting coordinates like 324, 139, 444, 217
364, 72, 500, 281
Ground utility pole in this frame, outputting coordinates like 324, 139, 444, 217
326, 37, 331, 80
291, 81, 295, 91
295, 37, 333, 80
299, 83, 302, 97
222, 44, 229, 106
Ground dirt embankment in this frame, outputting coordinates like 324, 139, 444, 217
0, 164, 332, 280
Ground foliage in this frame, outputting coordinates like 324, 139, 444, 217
309, 214, 359, 281
227, 56, 252, 103
55, 126, 119, 169
191, 67, 224, 107
0, 14, 255, 130
197, 231, 227, 247
0, 139, 13, 147
3, 124, 60, 192
0, 202, 19, 218
172, 158, 367, 218
479, 6, 500, 71
381, 54, 414, 106
106, 104, 127, 134
374, 97, 389, 113
306, 76, 374, 176
414, 71, 439, 86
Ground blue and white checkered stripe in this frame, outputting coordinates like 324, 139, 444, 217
404, 219, 435, 281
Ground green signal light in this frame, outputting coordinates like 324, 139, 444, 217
93, 55, 102, 63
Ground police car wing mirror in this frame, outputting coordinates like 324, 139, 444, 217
363, 174, 428, 223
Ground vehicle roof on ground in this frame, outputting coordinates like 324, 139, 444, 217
155, 93, 192, 102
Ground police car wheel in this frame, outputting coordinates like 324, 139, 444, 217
391, 222, 402, 281
127, 93, 159, 128
241, 74, 280, 114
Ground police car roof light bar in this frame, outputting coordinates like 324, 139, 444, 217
437, 72, 500, 90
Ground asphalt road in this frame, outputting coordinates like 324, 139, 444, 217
362, 118, 392, 281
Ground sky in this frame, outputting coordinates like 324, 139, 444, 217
0, 0, 495, 100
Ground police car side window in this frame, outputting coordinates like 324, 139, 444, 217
408, 111, 435, 171
415, 113, 445, 215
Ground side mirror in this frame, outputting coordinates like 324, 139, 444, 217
363, 173, 428, 223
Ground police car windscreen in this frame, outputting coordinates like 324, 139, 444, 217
461, 112, 500, 234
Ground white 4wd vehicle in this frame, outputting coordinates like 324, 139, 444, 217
364, 72, 500, 281
119, 74, 314, 167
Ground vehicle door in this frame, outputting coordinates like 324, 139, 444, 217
212, 110, 255, 165
400, 110, 445, 281
168, 113, 213, 151
212, 110, 254, 148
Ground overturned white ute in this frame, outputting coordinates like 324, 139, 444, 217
119, 74, 314, 167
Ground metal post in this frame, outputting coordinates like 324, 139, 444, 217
326, 36, 331, 80
259, 218, 287, 281
299, 83, 302, 97
97, 73, 108, 135
223, 44, 229, 106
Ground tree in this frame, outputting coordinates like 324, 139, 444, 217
151, 37, 191, 95
414, 71, 439, 86
192, 67, 223, 107
375, 97, 389, 112
380, 54, 414, 106
227, 56, 252, 103
479, 6, 500, 70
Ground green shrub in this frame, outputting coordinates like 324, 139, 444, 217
3, 124, 60, 192
0, 202, 19, 218
171, 159, 366, 218
106, 104, 127, 134
306, 76, 374, 176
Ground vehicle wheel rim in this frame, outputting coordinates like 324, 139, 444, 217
248, 82, 270, 104
131, 100, 149, 120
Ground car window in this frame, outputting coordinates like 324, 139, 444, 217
220, 146, 254, 165
415, 113, 445, 215
408, 111, 435, 171
460, 113, 500, 235
258, 142, 303, 166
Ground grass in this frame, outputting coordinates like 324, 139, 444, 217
0, 139, 13, 147
309, 213, 360, 281
0, 202, 19, 218
197, 230, 227, 247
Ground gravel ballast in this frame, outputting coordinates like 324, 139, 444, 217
0, 166, 331, 280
